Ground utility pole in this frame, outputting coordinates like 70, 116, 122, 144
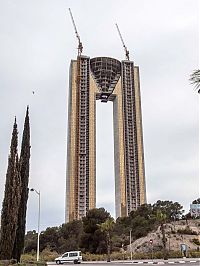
30, 188, 40, 262
130, 229, 132, 261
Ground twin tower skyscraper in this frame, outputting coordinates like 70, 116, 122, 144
65, 54, 147, 222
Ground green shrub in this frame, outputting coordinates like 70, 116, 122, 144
17, 262, 46, 266
81, 251, 184, 261
191, 238, 200, 246
40, 247, 59, 262
188, 250, 200, 258
22, 248, 200, 263
133, 252, 152, 260
82, 253, 107, 261
168, 251, 182, 258
110, 252, 122, 260
21, 253, 36, 262
177, 226, 197, 235
21, 247, 58, 263
0, 260, 16, 266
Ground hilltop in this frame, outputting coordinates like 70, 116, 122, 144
128, 219, 200, 253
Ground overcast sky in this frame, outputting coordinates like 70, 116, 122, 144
0, 0, 199, 232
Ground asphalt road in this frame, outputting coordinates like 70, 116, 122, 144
47, 260, 199, 266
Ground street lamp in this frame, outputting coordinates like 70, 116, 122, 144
130, 229, 132, 261
30, 188, 40, 262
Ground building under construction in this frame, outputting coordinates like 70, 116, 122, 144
65, 11, 146, 222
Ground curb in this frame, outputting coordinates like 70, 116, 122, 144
121, 261, 199, 264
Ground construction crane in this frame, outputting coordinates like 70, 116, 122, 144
69, 8, 83, 56
68, 9, 82, 214
115, 23, 130, 61
68, 8, 82, 88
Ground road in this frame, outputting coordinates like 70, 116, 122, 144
47, 260, 199, 266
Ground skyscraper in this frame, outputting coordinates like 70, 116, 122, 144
66, 55, 146, 222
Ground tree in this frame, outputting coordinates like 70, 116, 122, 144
24, 231, 37, 253
0, 119, 21, 260
12, 107, 31, 262
129, 204, 154, 220
190, 69, 200, 93
82, 208, 110, 233
114, 204, 156, 241
153, 200, 183, 221
192, 198, 200, 204
58, 220, 83, 253
114, 216, 130, 241
81, 208, 110, 253
130, 204, 156, 239
39, 227, 60, 252
98, 218, 115, 262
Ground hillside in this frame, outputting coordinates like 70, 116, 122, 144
128, 219, 200, 253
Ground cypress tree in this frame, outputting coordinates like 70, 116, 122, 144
12, 107, 31, 262
0, 118, 21, 259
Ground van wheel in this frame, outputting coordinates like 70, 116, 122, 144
56, 261, 61, 265
74, 260, 78, 264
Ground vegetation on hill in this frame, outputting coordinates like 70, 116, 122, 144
24, 200, 187, 256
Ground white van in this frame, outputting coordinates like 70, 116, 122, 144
55, 251, 82, 264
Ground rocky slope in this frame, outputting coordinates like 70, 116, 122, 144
128, 219, 200, 253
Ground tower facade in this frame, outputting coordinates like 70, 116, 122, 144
66, 56, 146, 222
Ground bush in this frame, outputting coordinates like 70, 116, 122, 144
111, 252, 125, 260
40, 247, 59, 262
17, 262, 46, 266
168, 251, 182, 258
0, 260, 16, 266
191, 238, 200, 246
125, 251, 183, 260
22, 249, 59, 263
188, 250, 200, 258
177, 226, 197, 235
81, 250, 192, 261
82, 253, 107, 261
21, 253, 37, 262
22, 249, 200, 263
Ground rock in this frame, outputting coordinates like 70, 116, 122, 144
127, 219, 200, 253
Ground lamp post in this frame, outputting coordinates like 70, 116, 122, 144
149, 239, 153, 261
130, 229, 132, 261
30, 188, 40, 262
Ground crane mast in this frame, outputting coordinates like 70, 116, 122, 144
69, 8, 83, 56
115, 23, 130, 61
